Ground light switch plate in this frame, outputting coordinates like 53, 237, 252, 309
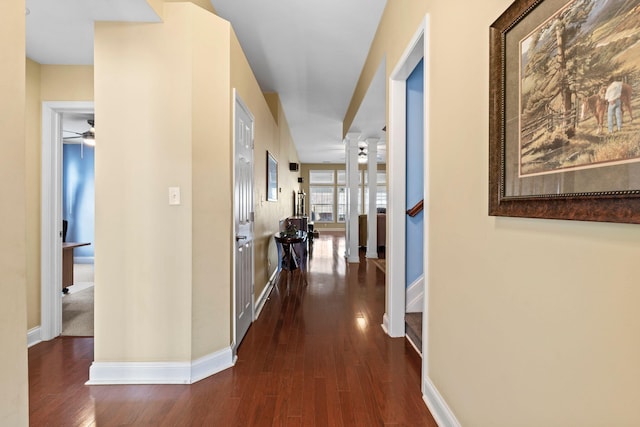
169, 187, 181, 205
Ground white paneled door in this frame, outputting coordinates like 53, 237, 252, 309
234, 94, 254, 353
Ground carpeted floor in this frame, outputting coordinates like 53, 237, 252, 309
62, 264, 94, 336
62, 286, 94, 336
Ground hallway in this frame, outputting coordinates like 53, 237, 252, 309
28, 232, 436, 426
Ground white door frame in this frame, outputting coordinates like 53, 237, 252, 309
231, 89, 255, 355
386, 16, 430, 368
41, 101, 94, 341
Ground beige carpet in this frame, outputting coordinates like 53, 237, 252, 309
62, 286, 94, 336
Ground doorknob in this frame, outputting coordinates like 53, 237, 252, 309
236, 235, 247, 241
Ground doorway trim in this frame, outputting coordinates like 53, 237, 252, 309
387, 12, 431, 382
41, 101, 94, 341
387, 15, 459, 427
386, 17, 428, 339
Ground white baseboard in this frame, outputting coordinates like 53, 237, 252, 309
190, 347, 236, 383
27, 326, 42, 348
381, 313, 390, 335
255, 270, 276, 320
74, 256, 94, 264
347, 255, 360, 263
86, 346, 235, 385
87, 361, 191, 385
423, 376, 461, 427
406, 275, 424, 313
406, 333, 422, 356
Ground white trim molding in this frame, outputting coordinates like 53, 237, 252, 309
255, 270, 277, 320
365, 138, 379, 259
41, 101, 95, 341
381, 313, 391, 335
190, 347, 236, 383
86, 347, 235, 385
406, 275, 424, 313
27, 327, 42, 348
346, 134, 361, 264
386, 18, 428, 339
423, 376, 461, 427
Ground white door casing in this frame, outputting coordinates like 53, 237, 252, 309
233, 91, 255, 354
41, 101, 95, 340
387, 16, 429, 373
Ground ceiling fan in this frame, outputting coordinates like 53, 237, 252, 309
63, 119, 95, 146
358, 146, 368, 163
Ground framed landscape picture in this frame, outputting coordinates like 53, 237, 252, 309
490, 0, 640, 223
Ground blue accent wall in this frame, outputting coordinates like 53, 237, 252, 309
63, 144, 95, 258
405, 59, 424, 287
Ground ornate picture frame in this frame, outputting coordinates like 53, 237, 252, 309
489, 0, 640, 223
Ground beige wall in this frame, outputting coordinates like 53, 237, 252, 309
94, 3, 299, 362
40, 65, 93, 101
163, 0, 215, 14
95, 5, 197, 362
24, 62, 94, 330
349, 1, 640, 425
191, 8, 232, 359
231, 41, 300, 301
144, 1, 216, 24
0, 2, 28, 425
26, 59, 42, 330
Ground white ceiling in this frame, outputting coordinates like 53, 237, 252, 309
26, 0, 387, 164
25, 0, 160, 65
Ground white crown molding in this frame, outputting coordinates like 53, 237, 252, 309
86, 347, 235, 385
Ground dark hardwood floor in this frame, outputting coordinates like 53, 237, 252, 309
29, 232, 436, 426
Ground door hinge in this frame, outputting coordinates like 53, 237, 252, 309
250, 211, 255, 222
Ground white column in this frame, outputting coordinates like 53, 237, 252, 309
343, 138, 350, 259
366, 138, 379, 259
347, 134, 360, 263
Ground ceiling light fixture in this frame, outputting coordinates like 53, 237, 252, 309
82, 120, 96, 146
358, 147, 367, 164
82, 132, 95, 146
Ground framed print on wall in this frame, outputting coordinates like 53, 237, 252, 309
267, 151, 278, 202
489, 0, 640, 224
